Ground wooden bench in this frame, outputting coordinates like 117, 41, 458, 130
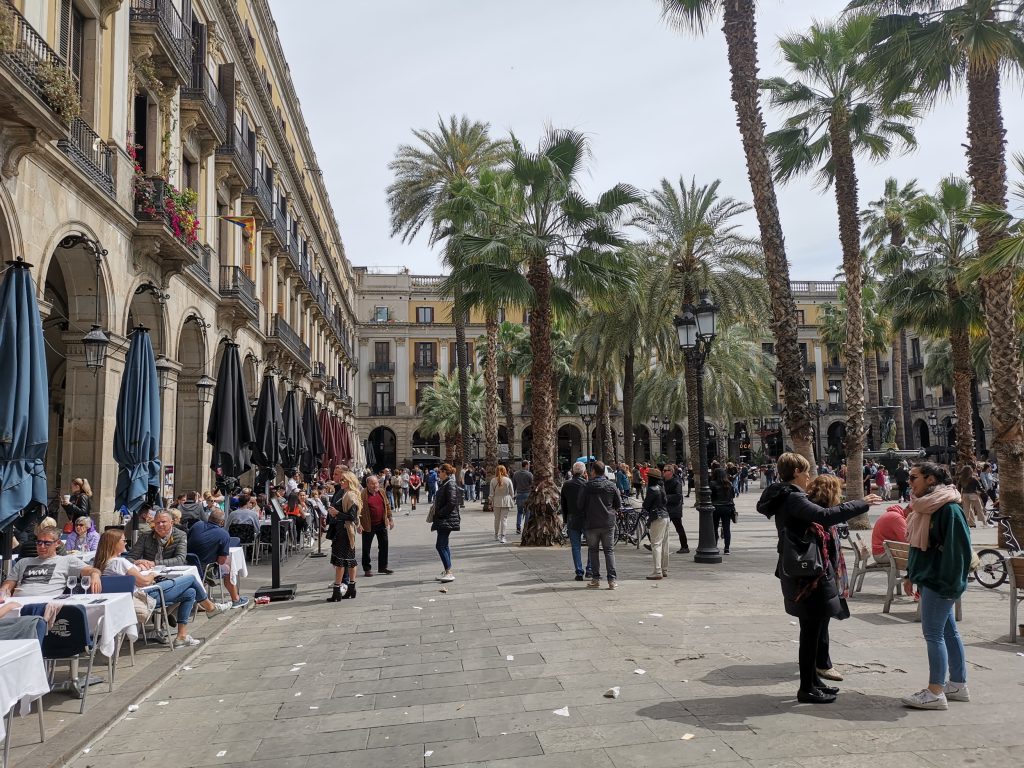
1009, 557, 1024, 644
881, 539, 962, 621
849, 533, 887, 593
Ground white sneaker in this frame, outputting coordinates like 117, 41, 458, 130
172, 635, 201, 649
902, 689, 948, 710
499, 536, 507, 544
439, 573, 455, 583
943, 682, 970, 702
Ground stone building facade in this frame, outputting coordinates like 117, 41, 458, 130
1, 0, 358, 518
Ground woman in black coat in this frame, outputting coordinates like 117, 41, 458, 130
431, 463, 461, 583
709, 466, 736, 554
757, 452, 882, 704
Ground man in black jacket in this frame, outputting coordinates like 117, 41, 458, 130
560, 462, 589, 581
663, 465, 689, 554
577, 461, 621, 589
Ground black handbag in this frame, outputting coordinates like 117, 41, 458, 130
780, 528, 824, 578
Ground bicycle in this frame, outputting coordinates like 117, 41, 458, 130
974, 515, 1023, 589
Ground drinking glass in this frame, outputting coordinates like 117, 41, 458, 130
65, 575, 77, 595
79, 574, 93, 594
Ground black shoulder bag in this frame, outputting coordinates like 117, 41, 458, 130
780, 527, 824, 578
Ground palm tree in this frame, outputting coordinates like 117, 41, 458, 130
417, 371, 485, 461
885, 176, 983, 468
659, 0, 816, 468
762, 13, 919, 498
386, 115, 508, 466
633, 176, 766, 476
850, 0, 1024, 552
862, 177, 924, 446
462, 129, 639, 545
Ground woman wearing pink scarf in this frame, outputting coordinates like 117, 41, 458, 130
901, 462, 973, 711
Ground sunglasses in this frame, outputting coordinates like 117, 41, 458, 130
36, 540, 58, 547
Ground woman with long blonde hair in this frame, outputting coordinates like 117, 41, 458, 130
62, 477, 92, 524
489, 464, 514, 543
326, 468, 362, 602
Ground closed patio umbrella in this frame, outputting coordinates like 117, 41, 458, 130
114, 328, 161, 516
318, 407, 336, 474
0, 260, 49, 569
280, 389, 307, 480
300, 397, 324, 482
207, 341, 253, 493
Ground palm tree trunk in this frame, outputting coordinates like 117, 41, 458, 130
502, 377, 515, 455
483, 311, 499, 484
899, 330, 914, 447
597, 386, 610, 461
966, 60, 1024, 535
949, 326, 977, 468
522, 256, 559, 545
721, 0, 813, 468
890, 333, 906, 448
444, 432, 457, 464
453, 288, 470, 469
828, 110, 866, 524
864, 351, 879, 451
603, 378, 615, 463
623, 349, 635, 467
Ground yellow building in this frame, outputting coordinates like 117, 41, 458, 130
1, 0, 358, 518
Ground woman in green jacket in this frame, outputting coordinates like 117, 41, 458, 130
902, 462, 973, 710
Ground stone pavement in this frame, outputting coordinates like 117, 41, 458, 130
65, 492, 1024, 768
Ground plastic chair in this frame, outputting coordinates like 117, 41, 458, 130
20, 603, 101, 714
100, 576, 138, 668
229, 523, 265, 564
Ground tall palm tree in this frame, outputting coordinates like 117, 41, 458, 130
462, 129, 639, 545
386, 115, 508, 466
762, 13, 919, 498
418, 371, 485, 460
862, 177, 924, 446
659, 0, 816, 468
885, 176, 983, 468
633, 176, 766, 476
850, 0, 1024, 550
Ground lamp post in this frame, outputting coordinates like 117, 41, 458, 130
674, 290, 722, 565
578, 397, 597, 462
927, 410, 948, 463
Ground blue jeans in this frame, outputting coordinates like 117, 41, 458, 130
435, 529, 452, 570
145, 574, 210, 625
515, 492, 530, 531
920, 586, 967, 686
568, 528, 585, 577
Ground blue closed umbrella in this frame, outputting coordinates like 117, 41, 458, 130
114, 328, 161, 514
0, 261, 49, 530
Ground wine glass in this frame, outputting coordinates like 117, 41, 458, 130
65, 575, 77, 595
79, 574, 93, 594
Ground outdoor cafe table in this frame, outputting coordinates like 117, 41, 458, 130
0, 639, 48, 744
227, 546, 247, 586
13, 593, 137, 658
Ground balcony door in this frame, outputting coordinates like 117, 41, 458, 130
374, 341, 390, 365
374, 382, 392, 414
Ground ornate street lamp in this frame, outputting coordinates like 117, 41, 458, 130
196, 374, 216, 406
578, 396, 598, 461
155, 356, 175, 391
674, 289, 721, 565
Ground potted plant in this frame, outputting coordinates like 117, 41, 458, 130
36, 59, 80, 125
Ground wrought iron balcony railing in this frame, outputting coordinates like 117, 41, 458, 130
268, 314, 311, 368
215, 123, 254, 187
244, 170, 274, 222
218, 266, 258, 317
370, 404, 396, 417
129, 0, 193, 83
414, 361, 438, 377
369, 361, 395, 377
180, 64, 227, 143
57, 117, 115, 198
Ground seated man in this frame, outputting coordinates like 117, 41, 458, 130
0, 523, 101, 598
188, 509, 249, 608
0, 602, 46, 641
226, 494, 260, 536
871, 503, 909, 565
127, 510, 188, 568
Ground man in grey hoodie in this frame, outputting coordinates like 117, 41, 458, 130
177, 491, 209, 528
577, 461, 621, 590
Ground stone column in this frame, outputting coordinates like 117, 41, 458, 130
395, 338, 408, 409
158, 361, 181, 501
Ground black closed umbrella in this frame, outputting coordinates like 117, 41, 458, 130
250, 373, 293, 598
207, 341, 253, 494
300, 398, 324, 482
280, 389, 307, 481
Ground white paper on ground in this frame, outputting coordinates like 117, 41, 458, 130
424, 751, 434, 757
294, 692, 301, 697
277, 616, 293, 621
634, 669, 646, 675
354, 694, 364, 697
428, 598, 436, 602
604, 687, 620, 698
216, 751, 227, 757
309, 706, 319, 710
638, 621, 644, 624
157, 701, 168, 706
182, 666, 193, 671
294, 662, 306, 666
649, 613, 663, 617
290, 667, 301, 672
506, 655, 514, 661
552, 706, 570, 717
127, 704, 139, 712
682, 733, 695, 740
413, 606, 423, 610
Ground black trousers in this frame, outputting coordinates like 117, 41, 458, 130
713, 510, 732, 550
361, 525, 388, 572
797, 614, 831, 692
670, 516, 687, 549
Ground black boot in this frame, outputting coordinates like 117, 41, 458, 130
326, 585, 343, 603
342, 582, 356, 599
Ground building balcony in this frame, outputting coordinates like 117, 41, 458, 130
369, 361, 395, 378
134, 176, 203, 280
877, 360, 890, 375
180, 64, 228, 151
215, 123, 254, 194
57, 117, 116, 198
910, 398, 924, 410
370, 404, 396, 417
827, 402, 847, 414
129, 0, 193, 86
311, 362, 326, 381
939, 394, 955, 407
282, 235, 302, 272
218, 265, 259, 325
521, 403, 531, 416
186, 243, 212, 285
824, 363, 846, 374
264, 209, 288, 250
268, 314, 311, 369
803, 361, 816, 373
908, 357, 925, 372
414, 361, 438, 377
243, 171, 275, 224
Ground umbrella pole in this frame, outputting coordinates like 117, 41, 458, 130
255, 476, 296, 602
1, 523, 12, 581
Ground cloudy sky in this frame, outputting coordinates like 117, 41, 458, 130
270, 0, 1023, 280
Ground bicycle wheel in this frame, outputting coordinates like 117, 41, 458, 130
974, 548, 1007, 589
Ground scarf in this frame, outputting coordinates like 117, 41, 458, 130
906, 485, 961, 552
794, 523, 831, 603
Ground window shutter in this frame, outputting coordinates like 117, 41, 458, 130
59, 0, 72, 61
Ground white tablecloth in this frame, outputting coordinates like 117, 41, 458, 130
14, 593, 138, 658
227, 547, 247, 586
0, 639, 49, 741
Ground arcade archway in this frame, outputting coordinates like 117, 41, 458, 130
368, 426, 397, 471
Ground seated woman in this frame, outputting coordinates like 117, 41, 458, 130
285, 491, 310, 540
93, 528, 231, 649
66, 516, 100, 553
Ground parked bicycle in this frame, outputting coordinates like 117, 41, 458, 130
974, 515, 1023, 589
